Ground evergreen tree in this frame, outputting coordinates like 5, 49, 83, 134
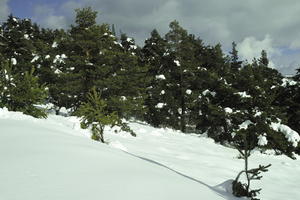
0, 15, 36, 74
76, 88, 119, 142
163, 21, 200, 132
142, 29, 169, 127
189, 43, 233, 139
58, 7, 147, 122
277, 68, 300, 138
228, 64, 299, 199
229, 41, 242, 71
258, 50, 269, 67
75, 7, 97, 29
0, 62, 48, 118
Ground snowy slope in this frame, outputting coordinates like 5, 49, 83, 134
0, 108, 299, 200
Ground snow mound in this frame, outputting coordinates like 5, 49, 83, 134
271, 122, 300, 147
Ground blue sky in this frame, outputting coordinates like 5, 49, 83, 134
8, 0, 62, 18
1, 0, 300, 75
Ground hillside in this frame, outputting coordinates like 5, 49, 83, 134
0, 108, 299, 200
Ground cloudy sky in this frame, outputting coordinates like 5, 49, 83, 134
1, 0, 300, 75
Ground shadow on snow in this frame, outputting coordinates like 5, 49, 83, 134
123, 150, 244, 200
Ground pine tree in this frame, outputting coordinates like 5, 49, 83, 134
258, 50, 269, 67
56, 7, 147, 122
56, 7, 112, 109
76, 88, 119, 142
163, 21, 200, 132
0, 62, 48, 118
0, 15, 36, 74
277, 67, 300, 138
230, 63, 300, 199
142, 29, 169, 127
229, 41, 242, 71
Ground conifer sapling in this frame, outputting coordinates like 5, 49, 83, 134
76, 87, 119, 143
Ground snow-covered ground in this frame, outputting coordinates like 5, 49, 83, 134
1, 108, 299, 200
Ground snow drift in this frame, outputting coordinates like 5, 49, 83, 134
0, 108, 300, 200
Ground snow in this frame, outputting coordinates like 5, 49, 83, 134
61, 54, 67, 59
270, 122, 300, 147
113, 41, 123, 47
120, 96, 127, 101
254, 110, 262, 117
53, 54, 67, 64
258, 134, 268, 146
113, 41, 120, 45
1, 108, 300, 200
174, 60, 180, 66
155, 102, 166, 109
224, 107, 233, 114
236, 91, 251, 98
282, 78, 297, 87
238, 120, 253, 130
52, 41, 58, 48
126, 37, 133, 42
54, 69, 62, 74
31, 55, 40, 63
197, 66, 207, 71
11, 58, 17, 65
155, 74, 166, 80
202, 89, 216, 97
24, 34, 29, 40
178, 108, 182, 114
130, 45, 137, 50
186, 89, 192, 95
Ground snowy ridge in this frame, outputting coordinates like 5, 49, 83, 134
1, 109, 300, 200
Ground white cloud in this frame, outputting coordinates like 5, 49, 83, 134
0, 0, 10, 22
44, 15, 69, 29
237, 35, 280, 68
290, 40, 300, 50
32, 5, 69, 29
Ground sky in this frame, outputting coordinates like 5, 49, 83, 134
1, 0, 300, 75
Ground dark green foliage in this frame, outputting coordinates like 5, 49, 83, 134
75, 7, 97, 29
228, 62, 298, 199
229, 42, 242, 71
277, 69, 300, 155
0, 15, 36, 74
142, 29, 168, 127
56, 7, 148, 120
76, 88, 136, 142
143, 21, 214, 132
0, 63, 48, 118
232, 122, 272, 200
258, 50, 269, 67
76, 88, 119, 142
279, 69, 300, 133
0, 16, 49, 118
232, 162, 271, 200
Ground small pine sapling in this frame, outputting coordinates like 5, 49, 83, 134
76, 87, 119, 143
231, 121, 272, 200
